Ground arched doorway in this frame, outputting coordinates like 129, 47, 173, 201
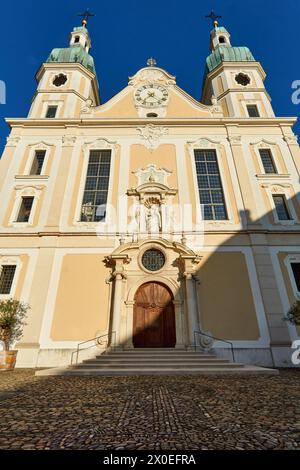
133, 282, 176, 348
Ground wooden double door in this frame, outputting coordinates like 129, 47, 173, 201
133, 282, 176, 348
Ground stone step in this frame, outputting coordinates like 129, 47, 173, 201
94, 354, 218, 361
82, 358, 231, 365
106, 348, 204, 353
97, 353, 216, 359
73, 362, 242, 369
36, 366, 278, 376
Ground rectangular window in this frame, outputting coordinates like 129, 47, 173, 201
45, 105, 58, 118
291, 263, 300, 292
80, 150, 112, 222
247, 104, 260, 117
29, 150, 46, 175
259, 149, 277, 174
273, 195, 291, 221
194, 149, 227, 220
16, 197, 34, 223
0, 265, 16, 295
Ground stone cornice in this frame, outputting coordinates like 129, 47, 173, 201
5, 117, 298, 129
1, 229, 300, 238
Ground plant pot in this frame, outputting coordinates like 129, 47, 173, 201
0, 350, 18, 371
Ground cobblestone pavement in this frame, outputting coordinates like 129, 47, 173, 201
0, 369, 299, 450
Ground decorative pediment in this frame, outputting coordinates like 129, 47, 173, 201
187, 137, 222, 149
82, 137, 117, 151
128, 67, 176, 87
187, 137, 223, 156
127, 164, 177, 204
260, 183, 291, 191
27, 141, 55, 150
133, 164, 171, 186
250, 138, 277, 148
14, 185, 44, 199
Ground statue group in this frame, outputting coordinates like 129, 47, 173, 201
135, 203, 162, 234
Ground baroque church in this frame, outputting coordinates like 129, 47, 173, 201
0, 14, 299, 371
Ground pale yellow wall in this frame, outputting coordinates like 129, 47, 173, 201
51, 254, 110, 341
20, 248, 56, 345
185, 148, 197, 224
165, 92, 211, 118
0, 146, 15, 190
46, 146, 73, 228
219, 145, 240, 224
129, 144, 178, 188
94, 92, 137, 118
278, 252, 300, 335
69, 148, 85, 225
93, 88, 212, 119
197, 252, 260, 340
128, 144, 179, 221
14, 255, 29, 300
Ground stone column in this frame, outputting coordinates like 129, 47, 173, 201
173, 300, 185, 349
250, 234, 291, 366
184, 273, 200, 346
111, 272, 124, 347
124, 300, 135, 349
179, 254, 202, 347
281, 132, 300, 176
106, 254, 130, 348
226, 127, 261, 228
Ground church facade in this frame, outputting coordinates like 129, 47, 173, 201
0, 19, 299, 368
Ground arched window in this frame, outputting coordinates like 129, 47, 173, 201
219, 36, 226, 44
147, 113, 158, 118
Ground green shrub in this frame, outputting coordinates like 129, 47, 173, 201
0, 299, 29, 351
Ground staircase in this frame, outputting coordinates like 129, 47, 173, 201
36, 348, 278, 376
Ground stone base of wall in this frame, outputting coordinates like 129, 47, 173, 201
214, 347, 298, 368
15, 345, 298, 369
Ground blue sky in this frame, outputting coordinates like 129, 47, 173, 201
0, 0, 299, 153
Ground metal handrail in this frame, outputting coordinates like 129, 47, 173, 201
194, 330, 235, 362
71, 331, 115, 365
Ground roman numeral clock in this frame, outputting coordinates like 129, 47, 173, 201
134, 84, 169, 117
135, 84, 168, 107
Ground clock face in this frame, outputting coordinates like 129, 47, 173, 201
135, 84, 168, 107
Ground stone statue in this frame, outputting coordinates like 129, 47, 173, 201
146, 204, 162, 233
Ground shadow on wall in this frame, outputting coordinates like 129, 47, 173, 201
95, 190, 300, 368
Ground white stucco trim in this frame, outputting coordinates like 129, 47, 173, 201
0, 256, 22, 300
187, 138, 234, 225
73, 137, 118, 231
270, 247, 300, 341
9, 186, 43, 228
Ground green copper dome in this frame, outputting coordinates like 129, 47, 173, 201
206, 46, 255, 73
47, 45, 96, 74
213, 26, 229, 34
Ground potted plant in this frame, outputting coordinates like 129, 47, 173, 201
0, 299, 29, 370
285, 298, 300, 326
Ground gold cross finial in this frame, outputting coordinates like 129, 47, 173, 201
205, 10, 222, 28
78, 8, 95, 27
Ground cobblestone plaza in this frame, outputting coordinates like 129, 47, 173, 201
0, 370, 299, 450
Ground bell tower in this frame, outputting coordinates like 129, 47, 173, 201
28, 11, 99, 120
202, 12, 275, 118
